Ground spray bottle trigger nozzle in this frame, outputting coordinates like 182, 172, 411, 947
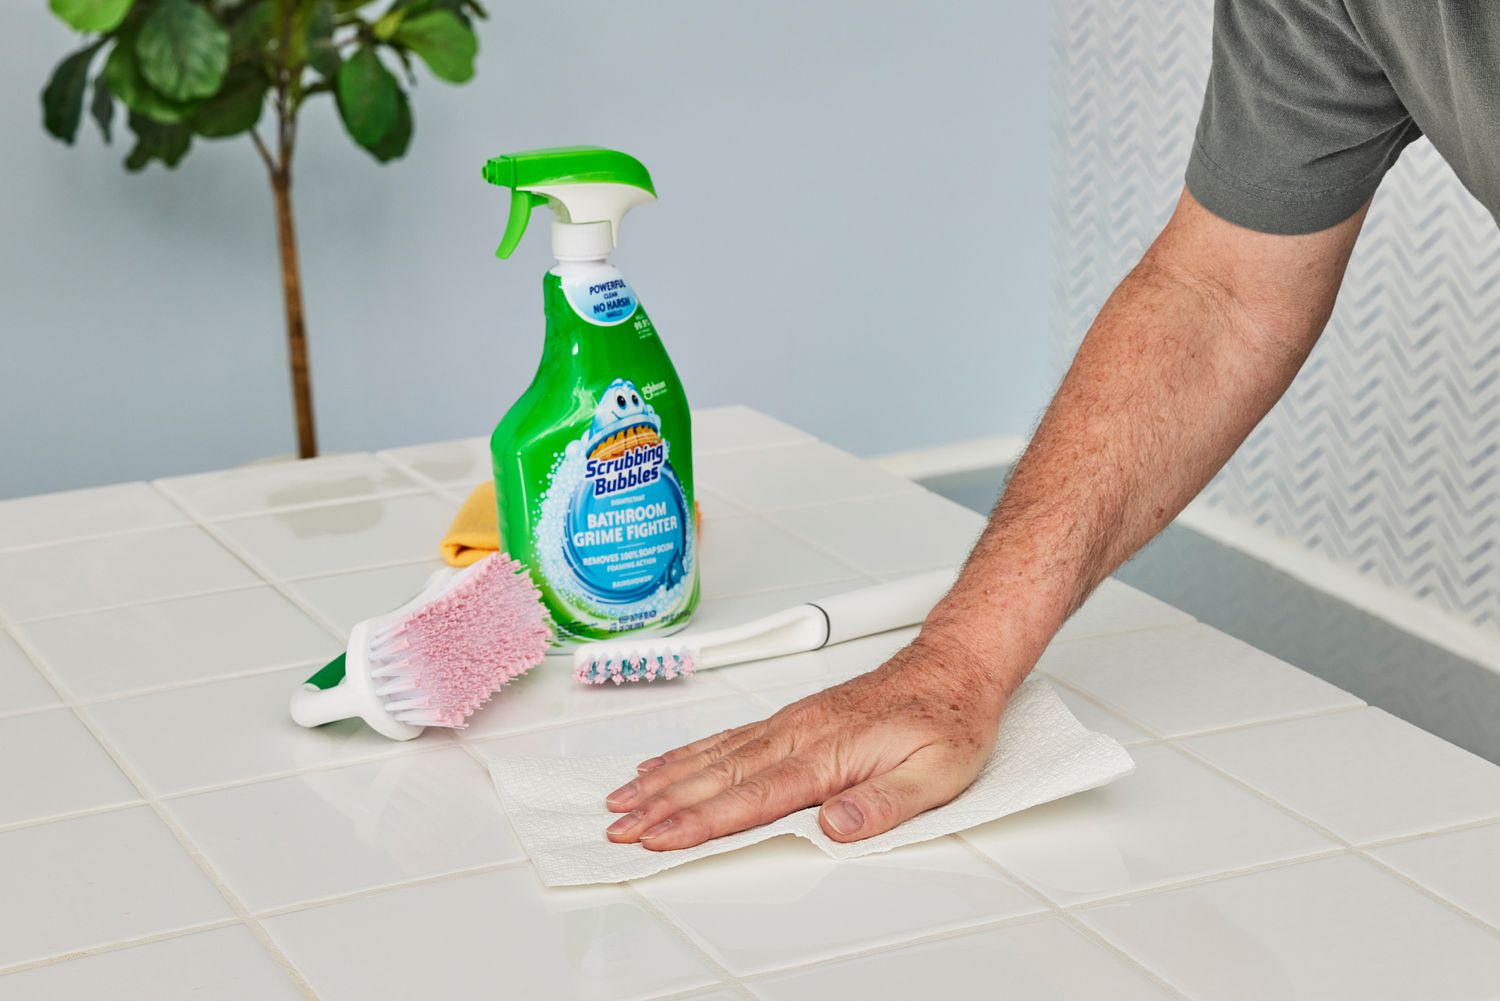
496, 190, 548, 259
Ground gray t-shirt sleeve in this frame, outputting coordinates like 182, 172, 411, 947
1186, 0, 1422, 235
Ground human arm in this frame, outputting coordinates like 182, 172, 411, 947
603, 187, 1369, 850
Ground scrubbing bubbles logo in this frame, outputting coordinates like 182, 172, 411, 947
535, 378, 692, 622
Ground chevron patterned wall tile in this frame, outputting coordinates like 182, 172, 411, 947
1055, 0, 1500, 640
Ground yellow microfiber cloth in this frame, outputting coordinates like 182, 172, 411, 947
441, 481, 503, 567
440, 483, 704, 568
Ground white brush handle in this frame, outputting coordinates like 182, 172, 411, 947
810, 568, 955, 647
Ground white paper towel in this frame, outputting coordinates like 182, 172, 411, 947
488, 678, 1134, 886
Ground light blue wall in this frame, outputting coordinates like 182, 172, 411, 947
0, 2, 1053, 499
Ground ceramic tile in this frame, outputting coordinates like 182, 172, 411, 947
264, 866, 717, 1001
697, 517, 861, 600
1369, 822, 1500, 929
457, 655, 743, 740
695, 441, 920, 512
715, 627, 915, 695
472, 691, 767, 759
963, 744, 1333, 905
84, 667, 443, 795
1181, 708, 1500, 843
0, 482, 186, 551
663, 992, 741, 1001
1055, 579, 1194, 641
0, 806, 231, 968
693, 405, 814, 454
696, 485, 747, 521
167, 747, 523, 912
0, 709, 138, 826
691, 576, 876, 633
0, 926, 302, 1000
378, 436, 490, 485
770, 493, 982, 576
157, 453, 421, 518
1077, 853, 1500, 1001
0, 526, 259, 622
636, 837, 1043, 975
1054, 687, 1153, 747
16, 587, 338, 699
285, 559, 449, 635
213, 493, 456, 580
0, 630, 58, 714
747, 916, 1176, 1001
1039, 623, 1360, 737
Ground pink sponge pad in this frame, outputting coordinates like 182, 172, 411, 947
369, 555, 553, 728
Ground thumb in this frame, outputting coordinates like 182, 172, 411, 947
818, 744, 977, 843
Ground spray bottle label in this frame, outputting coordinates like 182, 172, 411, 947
563, 274, 639, 326
535, 377, 693, 630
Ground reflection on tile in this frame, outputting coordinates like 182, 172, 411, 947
963, 744, 1333, 905
264, 867, 717, 1001
1369, 822, 1500, 929
167, 748, 523, 911
457, 656, 742, 741
693, 406, 813, 454
0, 526, 258, 622
771, 494, 981, 576
378, 437, 490, 486
747, 916, 1176, 1001
0, 807, 230, 968
1039, 623, 1360, 737
0, 631, 58, 714
0, 482, 185, 551
1055, 579, 1193, 641
1077, 854, 1500, 1001
636, 837, 1042, 975
0, 709, 138, 826
473, 692, 767, 759
1181, 708, 1500, 843
17, 588, 338, 698
698, 518, 860, 600
157, 454, 421, 519
696, 442, 920, 512
1054, 687, 1152, 746
0, 926, 302, 1001
85, 667, 444, 795
214, 494, 456, 580
286, 560, 449, 635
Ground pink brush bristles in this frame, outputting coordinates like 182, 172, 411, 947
573, 647, 696, 684
367, 555, 553, 728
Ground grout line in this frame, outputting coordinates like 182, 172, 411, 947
249, 858, 534, 921
0, 518, 195, 556
0, 917, 244, 978
1355, 814, 1500, 851
621, 883, 746, 992
0, 626, 323, 999
60, 659, 334, 709
0, 796, 147, 837
1161, 701, 1368, 741
5, 580, 269, 628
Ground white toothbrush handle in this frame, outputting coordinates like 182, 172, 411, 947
810, 569, 955, 647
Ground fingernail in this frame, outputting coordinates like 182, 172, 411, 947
606, 780, 639, 807
607, 811, 643, 837
638, 818, 674, 841
824, 799, 864, 835
637, 756, 666, 773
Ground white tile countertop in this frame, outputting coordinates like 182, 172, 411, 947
3, 405, 1500, 999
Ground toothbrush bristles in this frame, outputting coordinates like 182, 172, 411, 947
573, 647, 696, 684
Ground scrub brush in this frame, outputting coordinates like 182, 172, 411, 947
289, 553, 553, 740
572, 569, 952, 684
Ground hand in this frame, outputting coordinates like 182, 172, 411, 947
602, 633, 1010, 851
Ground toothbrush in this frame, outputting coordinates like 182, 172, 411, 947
289, 553, 553, 740
572, 569, 954, 684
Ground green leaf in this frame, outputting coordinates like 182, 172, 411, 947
307, 0, 340, 78
336, 45, 398, 150
105, 37, 197, 123
41, 42, 103, 144
49, 0, 134, 33
334, 0, 378, 11
136, 0, 231, 102
124, 110, 193, 171
391, 10, 475, 82
91, 73, 115, 143
228, 2, 272, 59
369, 84, 411, 161
191, 62, 268, 137
372, 7, 405, 40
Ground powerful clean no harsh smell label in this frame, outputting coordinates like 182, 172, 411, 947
563, 273, 639, 326
535, 377, 693, 631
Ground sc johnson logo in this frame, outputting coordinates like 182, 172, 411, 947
639, 381, 669, 401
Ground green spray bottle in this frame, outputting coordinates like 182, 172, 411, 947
483, 147, 698, 644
